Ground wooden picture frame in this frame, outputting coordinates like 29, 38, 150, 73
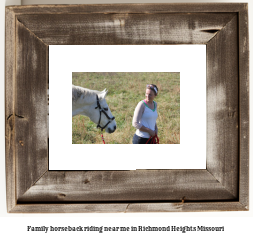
5, 3, 249, 213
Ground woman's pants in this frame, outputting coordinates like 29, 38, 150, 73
132, 134, 152, 144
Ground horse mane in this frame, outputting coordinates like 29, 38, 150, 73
72, 85, 105, 104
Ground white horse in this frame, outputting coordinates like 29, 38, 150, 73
72, 85, 116, 133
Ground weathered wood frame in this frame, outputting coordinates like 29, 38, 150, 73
5, 4, 249, 213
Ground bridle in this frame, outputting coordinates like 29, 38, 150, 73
95, 94, 115, 131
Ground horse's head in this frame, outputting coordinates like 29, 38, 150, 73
72, 85, 116, 133
89, 89, 117, 134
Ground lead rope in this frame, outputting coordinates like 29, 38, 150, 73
101, 133, 105, 144
146, 135, 159, 144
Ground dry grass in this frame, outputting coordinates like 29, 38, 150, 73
72, 72, 180, 144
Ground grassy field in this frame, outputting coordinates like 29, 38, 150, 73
72, 72, 180, 144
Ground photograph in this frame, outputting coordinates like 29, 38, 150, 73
72, 72, 180, 144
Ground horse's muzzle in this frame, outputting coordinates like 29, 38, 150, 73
108, 125, 116, 134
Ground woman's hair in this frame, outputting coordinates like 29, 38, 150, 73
146, 84, 158, 96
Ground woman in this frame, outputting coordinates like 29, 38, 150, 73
132, 84, 158, 144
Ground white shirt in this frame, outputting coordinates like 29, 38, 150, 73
133, 100, 158, 138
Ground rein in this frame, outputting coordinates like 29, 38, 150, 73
146, 135, 159, 144
95, 94, 115, 144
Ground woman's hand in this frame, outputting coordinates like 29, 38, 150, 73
149, 129, 156, 137
139, 126, 156, 137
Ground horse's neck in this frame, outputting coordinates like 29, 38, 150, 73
73, 86, 97, 105
72, 86, 99, 117
80, 90, 96, 105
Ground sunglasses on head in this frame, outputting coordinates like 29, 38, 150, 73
146, 84, 157, 94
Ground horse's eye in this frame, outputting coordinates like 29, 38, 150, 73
104, 108, 108, 111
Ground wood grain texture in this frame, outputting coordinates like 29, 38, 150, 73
5, 3, 249, 213
206, 15, 239, 198
15, 20, 48, 200
10, 202, 247, 213
125, 202, 248, 213
5, 7, 17, 212
16, 13, 235, 45
7, 3, 247, 15
238, 4, 249, 208
18, 170, 236, 202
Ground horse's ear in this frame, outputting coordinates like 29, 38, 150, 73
98, 89, 108, 100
